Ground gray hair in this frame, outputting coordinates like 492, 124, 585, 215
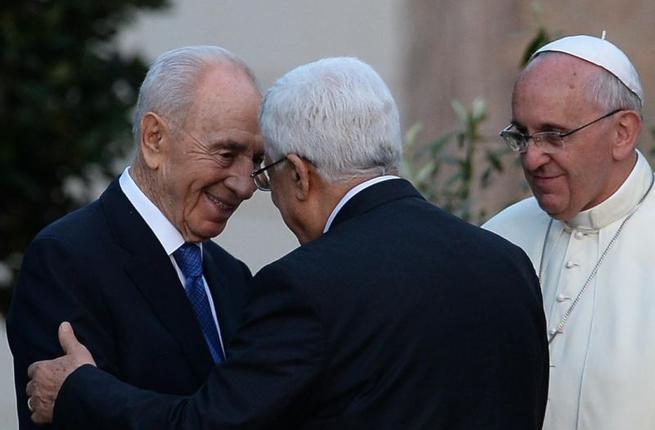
259, 57, 402, 183
132, 45, 257, 143
585, 67, 643, 118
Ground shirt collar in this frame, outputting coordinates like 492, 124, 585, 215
119, 167, 187, 255
565, 150, 654, 230
323, 175, 400, 233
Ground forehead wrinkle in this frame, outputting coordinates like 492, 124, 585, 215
207, 140, 264, 162
519, 54, 600, 99
204, 140, 248, 152
513, 55, 603, 130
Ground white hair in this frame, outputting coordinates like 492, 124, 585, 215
585, 66, 643, 117
132, 45, 257, 143
259, 57, 402, 182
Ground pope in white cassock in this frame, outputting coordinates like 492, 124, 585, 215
484, 34, 655, 430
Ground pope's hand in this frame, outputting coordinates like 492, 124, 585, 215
26, 322, 96, 424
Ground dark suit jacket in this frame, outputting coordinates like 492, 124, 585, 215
7, 179, 252, 429
54, 179, 548, 429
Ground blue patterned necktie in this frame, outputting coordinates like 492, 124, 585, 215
173, 243, 224, 363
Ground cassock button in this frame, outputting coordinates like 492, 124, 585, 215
574, 231, 585, 239
549, 328, 558, 336
556, 294, 569, 302
565, 261, 577, 269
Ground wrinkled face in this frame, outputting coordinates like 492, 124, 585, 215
268, 155, 317, 245
158, 64, 264, 242
512, 54, 620, 221
268, 156, 298, 236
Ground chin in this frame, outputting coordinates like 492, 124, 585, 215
545, 211, 568, 221
541, 204, 577, 221
537, 200, 566, 220
187, 222, 227, 242
535, 190, 565, 212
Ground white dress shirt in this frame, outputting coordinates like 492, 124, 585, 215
119, 167, 225, 356
484, 151, 655, 430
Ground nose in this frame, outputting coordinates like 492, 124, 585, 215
224, 160, 257, 200
520, 139, 551, 172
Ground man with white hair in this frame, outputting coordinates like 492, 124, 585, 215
27, 57, 548, 429
484, 35, 654, 429
8, 45, 263, 429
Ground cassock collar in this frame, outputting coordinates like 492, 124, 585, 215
565, 150, 653, 230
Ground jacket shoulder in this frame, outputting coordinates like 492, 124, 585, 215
35, 199, 105, 245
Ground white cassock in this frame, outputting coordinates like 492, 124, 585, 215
484, 150, 655, 430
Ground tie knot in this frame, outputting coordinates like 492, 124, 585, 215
173, 243, 203, 278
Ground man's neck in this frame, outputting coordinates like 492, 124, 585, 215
129, 164, 165, 212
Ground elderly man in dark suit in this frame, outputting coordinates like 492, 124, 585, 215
8, 45, 263, 429
26, 57, 548, 429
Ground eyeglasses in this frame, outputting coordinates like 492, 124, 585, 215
499, 109, 623, 154
250, 158, 286, 191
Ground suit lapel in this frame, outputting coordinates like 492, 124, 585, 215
202, 250, 238, 356
99, 179, 214, 380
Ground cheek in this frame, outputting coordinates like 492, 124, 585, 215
271, 191, 285, 214
182, 192, 203, 219
182, 170, 223, 206
561, 157, 606, 211
271, 191, 295, 222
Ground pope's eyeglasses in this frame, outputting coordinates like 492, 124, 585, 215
499, 109, 623, 154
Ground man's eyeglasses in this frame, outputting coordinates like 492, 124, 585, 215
250, 158, 286, 191
499, 108, 623, 154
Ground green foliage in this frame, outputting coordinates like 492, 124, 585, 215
403, 2, 555, 226
0, 0, 169, 315
402, 98, 511, 224
519, 1, 555, 66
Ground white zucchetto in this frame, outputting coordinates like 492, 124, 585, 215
531, 34, 643, 104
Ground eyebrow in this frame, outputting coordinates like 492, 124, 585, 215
208, 140, 249, 152
510, 119, 569, 133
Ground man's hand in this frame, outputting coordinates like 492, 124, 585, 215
26, 322, 96, 424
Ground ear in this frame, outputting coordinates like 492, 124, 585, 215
612, 110, 641, 161
285, 154, 312, 201
139, 112, 169, 169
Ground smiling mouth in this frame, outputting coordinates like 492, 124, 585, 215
205, 192, 237, 211
531, 172, 563, 181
